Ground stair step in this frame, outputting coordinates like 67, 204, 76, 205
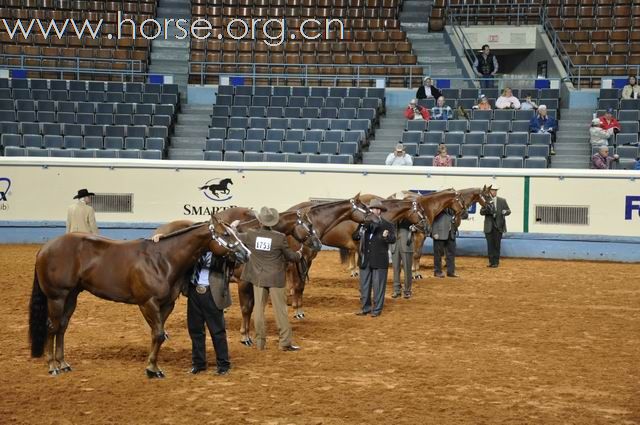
170, 139, 206, 149
168, 149, 206, 161
151, 51, 190, 61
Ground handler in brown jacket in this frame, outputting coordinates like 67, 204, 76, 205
239, 206, 303, 351
66, 188, 98, 234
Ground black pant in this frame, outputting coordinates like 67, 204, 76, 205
187, 285, 230, 371
433, 238, 456, 275
485, 228, 503, 266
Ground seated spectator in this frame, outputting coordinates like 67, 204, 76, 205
529, 105, 558, 155
589, 118, 614, 148
416, 77, 442, 100
386, 143, 413, 166
432, 96, 453, 120
495, 88, 521, 109
590, 146, 619, 169
432, 144, 453, 167
600, 108, 621, 134
519, 95, 538, 111
404, 99, 430, 120
621, 76, 640, 100
472, 95, 492, 110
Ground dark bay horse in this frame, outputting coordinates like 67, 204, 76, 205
29, 217, 251, 378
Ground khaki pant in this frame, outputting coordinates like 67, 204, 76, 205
253, 285, 292, 349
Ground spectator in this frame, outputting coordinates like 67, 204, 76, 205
520, 95, 538, 111
67, 188, 98, 234
600, 108, 621, 134
589, 118, 614, 148
472, 95, 492, 110
416, 76, 442, 100
403, 99, 430, 121
591, 146, 619, 169
621, 76, 640, 100
473, 44, 498, 89
433, 144, 453, 167
386, 143, 413, 166
495, 88, 521, 110
432, 96, 453, 120
635, 158, 640, 170
529, 105, 558, 155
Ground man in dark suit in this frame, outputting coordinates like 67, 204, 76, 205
431, 208, 459, 278
239, 206, 303, 351
391, 218, 414, 299
352, 199, 396, 317
416, 76, 442, 100
187, 252, 233, 375
480, 188, 511, 268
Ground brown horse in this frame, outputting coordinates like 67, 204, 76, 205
29, 216, 251, 378
407, 186, 493, 279
285, 196, 427, 317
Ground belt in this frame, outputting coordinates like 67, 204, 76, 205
194, 284, 208, 295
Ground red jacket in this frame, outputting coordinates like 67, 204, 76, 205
404, 105, 431, 120
600, 116, 621, 132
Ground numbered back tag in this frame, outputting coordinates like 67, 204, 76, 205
255, 236, 272, 251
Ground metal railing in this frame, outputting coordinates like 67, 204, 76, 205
446, 1, 542, 27
188, 62, 431, 88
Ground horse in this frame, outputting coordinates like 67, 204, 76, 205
29, 216, 251, 378
199, 178, 233, 198
154, 207, 255, 236
407, 186, 492, 279
285, 196, 427, 317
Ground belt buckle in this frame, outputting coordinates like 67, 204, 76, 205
195, 285, 207, 295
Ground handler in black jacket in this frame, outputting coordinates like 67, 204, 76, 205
352, 199, 396, 317
416, 76, 442, 100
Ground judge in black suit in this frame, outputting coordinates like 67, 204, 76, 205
479, 188, 511, 268
352, 199, 396, 317
416, 76, 442, 100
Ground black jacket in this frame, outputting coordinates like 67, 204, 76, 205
480, 197, 511, 233
352, 219, 396, 269
416, 85, 442, 100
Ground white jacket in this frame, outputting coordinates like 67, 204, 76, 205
589, 126, 614, 147
385, 153, 413, 166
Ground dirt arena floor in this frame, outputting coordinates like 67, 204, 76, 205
1, 244, 639, 425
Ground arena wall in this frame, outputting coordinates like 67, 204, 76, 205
1, 158, 639, 261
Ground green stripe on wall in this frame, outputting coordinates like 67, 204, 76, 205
523, 176, 530, 233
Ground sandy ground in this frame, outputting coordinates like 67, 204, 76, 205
0, 244, 639, 425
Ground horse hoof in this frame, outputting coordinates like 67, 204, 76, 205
60, 366, 72, 373
48, 369, 60, 376
146, 369, 165, 379
241, 340, 253, 347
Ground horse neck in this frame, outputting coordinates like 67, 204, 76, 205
307, 200, 354, 238
382, 200, 413, 223
419, 192, 456, 223
272, 211, 299, 234
159, 224, 212, 270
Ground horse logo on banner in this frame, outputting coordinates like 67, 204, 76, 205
199, 178, 233, 202
0, 177, 11, 202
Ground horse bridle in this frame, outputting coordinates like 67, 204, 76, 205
408, 201, 429, 233
292, 210, 319, 245
208, 220, 245, 253
350, 198, 374, 219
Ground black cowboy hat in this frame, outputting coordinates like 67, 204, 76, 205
73, 188, 95, 199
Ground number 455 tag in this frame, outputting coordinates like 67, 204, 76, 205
255, 237, 272, 251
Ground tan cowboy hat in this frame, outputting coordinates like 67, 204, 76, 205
395, 143, 405, 152
256, 206, 279, 227
367, 199, 387, 211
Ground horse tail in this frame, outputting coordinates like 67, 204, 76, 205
29, 269, 48, 358
339, 248, 351, 265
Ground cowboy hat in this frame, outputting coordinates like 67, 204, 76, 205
367, 199, 387, 211
73, 188, 95, 199
395, 143, 405, 152
592, 118, 601, 126
256, 206, 279, 227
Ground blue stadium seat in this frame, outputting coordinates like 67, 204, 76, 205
525, 157, 548, 168
479, 157, 501, 168
457, 156, 479, 167
224, 151, 244, 161
502, 157, 524, 168
205, 151, 223, 161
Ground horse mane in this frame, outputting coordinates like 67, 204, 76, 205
156, 222, 208, 241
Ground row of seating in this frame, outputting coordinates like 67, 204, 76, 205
591, 145, 640, 158
0, 101, 175, 116
597, 99, 640, 111
0, 79, 177, 93
210, 117, 371, 134
208, 127, 365, 144
414, 155, 549, 169
406, 120, 545, 134
215, 95, 382, 112
399, 143, 552, 159
218, 85, 384, 98
0, 10, 154, 23
0, 89, 177, 105
3, 0, 157, 9
3, 146, 164, 159
1, 134, 165, 151
203, 151, 355, 163
211, 105, 378, 122
401, 131, 554, 146
206, 139, 360, 157
191, 0, 402, 6
417, 98, 560, 112
0, 123, 169, 139
0, 111, 173, 127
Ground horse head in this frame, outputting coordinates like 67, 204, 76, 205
349, 193, 380, 224
293, 209, 323, 251
407, 200, 429, 232
208, 216, 251, 263
479, 184, 494, 206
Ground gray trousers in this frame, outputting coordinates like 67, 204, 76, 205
359, 267, 388, 315
392, 249, 413, 295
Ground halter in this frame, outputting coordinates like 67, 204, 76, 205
453, 191, 468, 212
350, 198, 371, 216
208, 220, 248, 258
409, 201, 429, 232
293, 210, 319, 246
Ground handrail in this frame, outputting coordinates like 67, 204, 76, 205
447, 8, 482, 87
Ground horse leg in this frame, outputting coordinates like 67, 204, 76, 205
349, 250, 359, 277
138, 298, 166, 378
237, 281, 254, 346
46, 298, 65, 375
288, 267, 304, 320
160, 301, 176, 340
413, 234, 426, 279
56, 289, 81, 373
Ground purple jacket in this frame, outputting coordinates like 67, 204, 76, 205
590, 153, 617, 169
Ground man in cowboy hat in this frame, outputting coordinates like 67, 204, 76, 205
66, 188, 98, 234
385, 143, 413, 166
479, 187, 511, 268
352, 199, 396, 317
239, 206, 303, 351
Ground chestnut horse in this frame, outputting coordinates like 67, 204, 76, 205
154, 207, 256, 236
285, 197, 427, 318
29, 216, 251, 378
